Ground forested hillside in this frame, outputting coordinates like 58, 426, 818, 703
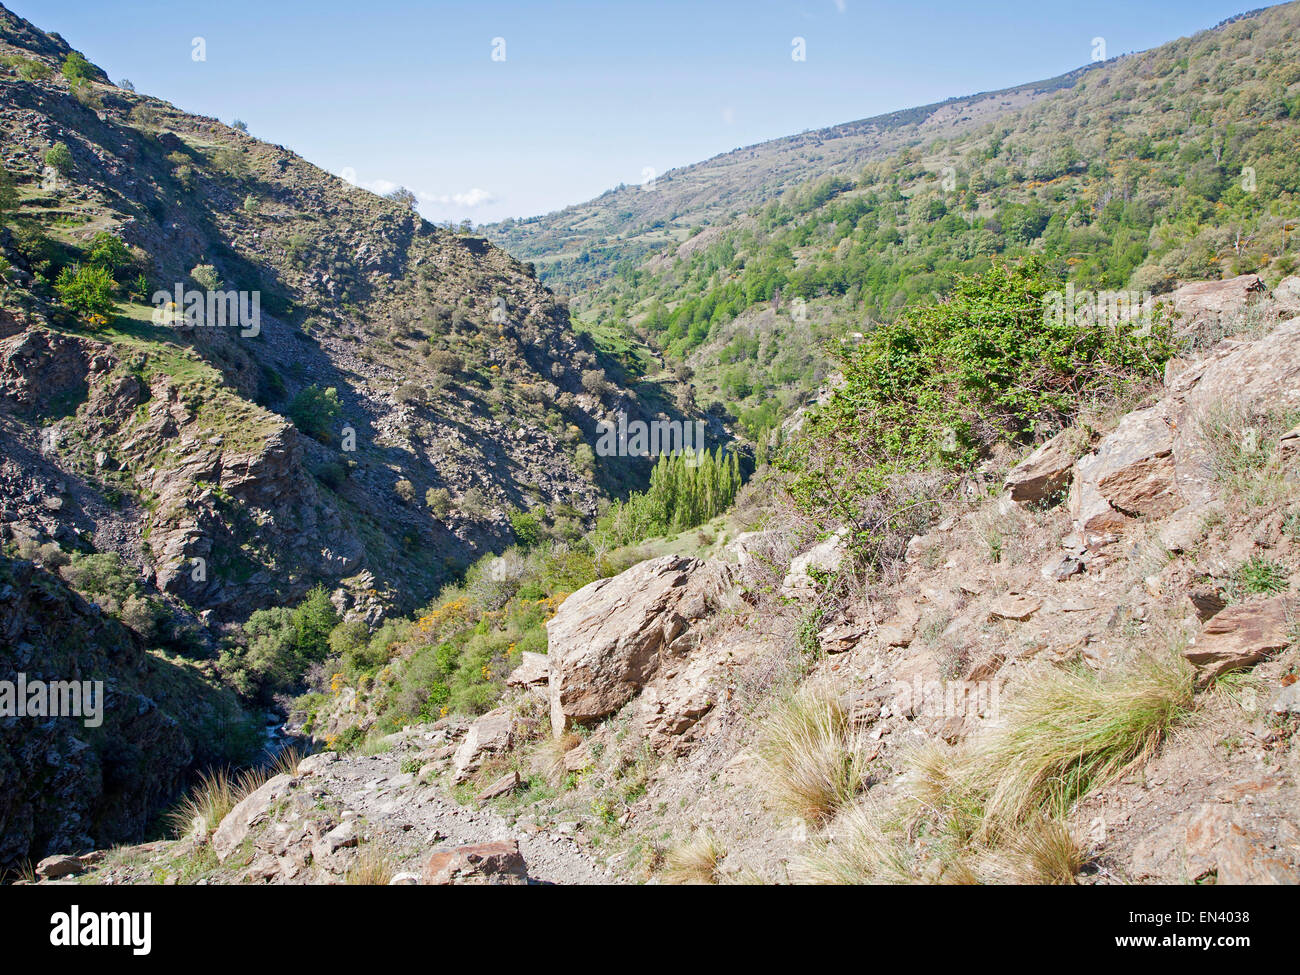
501, 3, 1300, 444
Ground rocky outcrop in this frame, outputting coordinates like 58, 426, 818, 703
1150, 274, 1270, 337
1183, 596, 1295, 683
781, 530, 848, 598
1131, 801, 1300, 884
1072, 317, 1300, 539
451, 708, 514, 781
0, 554, 255, 872
546, 555, 731, 736
212, 773, 298, 861
423, 840, 529, 885
1004, 432, 1076, 503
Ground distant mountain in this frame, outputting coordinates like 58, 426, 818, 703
489, 2, 1300, 443
485, 65, 1098, 293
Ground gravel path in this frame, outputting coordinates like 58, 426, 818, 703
310, 753, 618, 885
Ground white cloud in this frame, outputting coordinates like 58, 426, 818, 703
337, 169, 495, 209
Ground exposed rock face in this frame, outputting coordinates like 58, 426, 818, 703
546, 555, 729, 736
1150, 274, 1269, 337
1004, 431, 1075, 502
1183, 596, 1294, 683
422, 839, 528, 885
506, 651, 549, 688
212, 773, 297, 861
0, 554, 250, 872
1131, 801, 1300, 884
0, 24, 700, 625
781, 530, 848, 598
451, 709, 514, 781
1072, 317, 1300, 538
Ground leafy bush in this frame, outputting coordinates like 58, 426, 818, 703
190, 264, 222, 290
781, 259, 1173, 522
7, 57, 53, 81
508, 508, 544, 549
426, 487, 452, 517
44, 142, 73, 174
289, 385, 341, 441
87, 232, 134, 276
55, 264, 116, 319
220, 586, 339, 700
61, 52, 93, 85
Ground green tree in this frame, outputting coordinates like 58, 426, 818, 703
44, 142, 73, 175
55, 264, 116, 319
289, 384, 341, 441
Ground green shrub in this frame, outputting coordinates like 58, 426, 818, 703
45, 142, 73, 174
190, 264, 222, 290
508, 508, 544, 549
426, 487, 452, 517
289, 385, 341, 441
55, 264, 116, 319
781, 259, 1174, 522
9, 57, 53, 81
61, 52, 93, 85
220, 586, 339, 700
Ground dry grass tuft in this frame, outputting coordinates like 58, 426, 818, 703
1195, 400, 1300, 511
796, 650, 1191, 885
344, 846, 396, 885
166, 747, 305, 841
755, 687, 869, 824
660, 832, 726, 885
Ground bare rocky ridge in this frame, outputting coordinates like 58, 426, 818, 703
0, 3, 700, 622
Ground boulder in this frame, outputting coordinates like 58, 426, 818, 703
1071, 407, 1181, 534
452, 709, 514, 781
1004, 432, 1075, 502
986, 595, 1042, 622
506, 651, 549, 687
1183, 596, 1294, 683
295, 751, 339, 776
1272, 274, 1300, 314
546, 555, 724, 736
781, 530, 849, 598
1132, 803, 1299, 884
476, 770, 522, 801
35, 854, 85, 879
422, 840, 528, 885
1151, 274, 1269, 337
212, 773, 296, 861
1072, 318, 1300, 538
1279, 423, 1300, 454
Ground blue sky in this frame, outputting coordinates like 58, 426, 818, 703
12, 0, 1279, 223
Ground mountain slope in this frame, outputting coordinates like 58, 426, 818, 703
0, 3, 699, 625
486, 64, 1098, 293
493, 1, 1300, 443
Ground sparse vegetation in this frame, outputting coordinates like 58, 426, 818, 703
755, 687, 868, 824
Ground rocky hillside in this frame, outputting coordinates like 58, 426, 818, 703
0, 552, 252, 872
0, 1, 714, 872
32, 276, 1299, 885
0, 2, 700, 627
